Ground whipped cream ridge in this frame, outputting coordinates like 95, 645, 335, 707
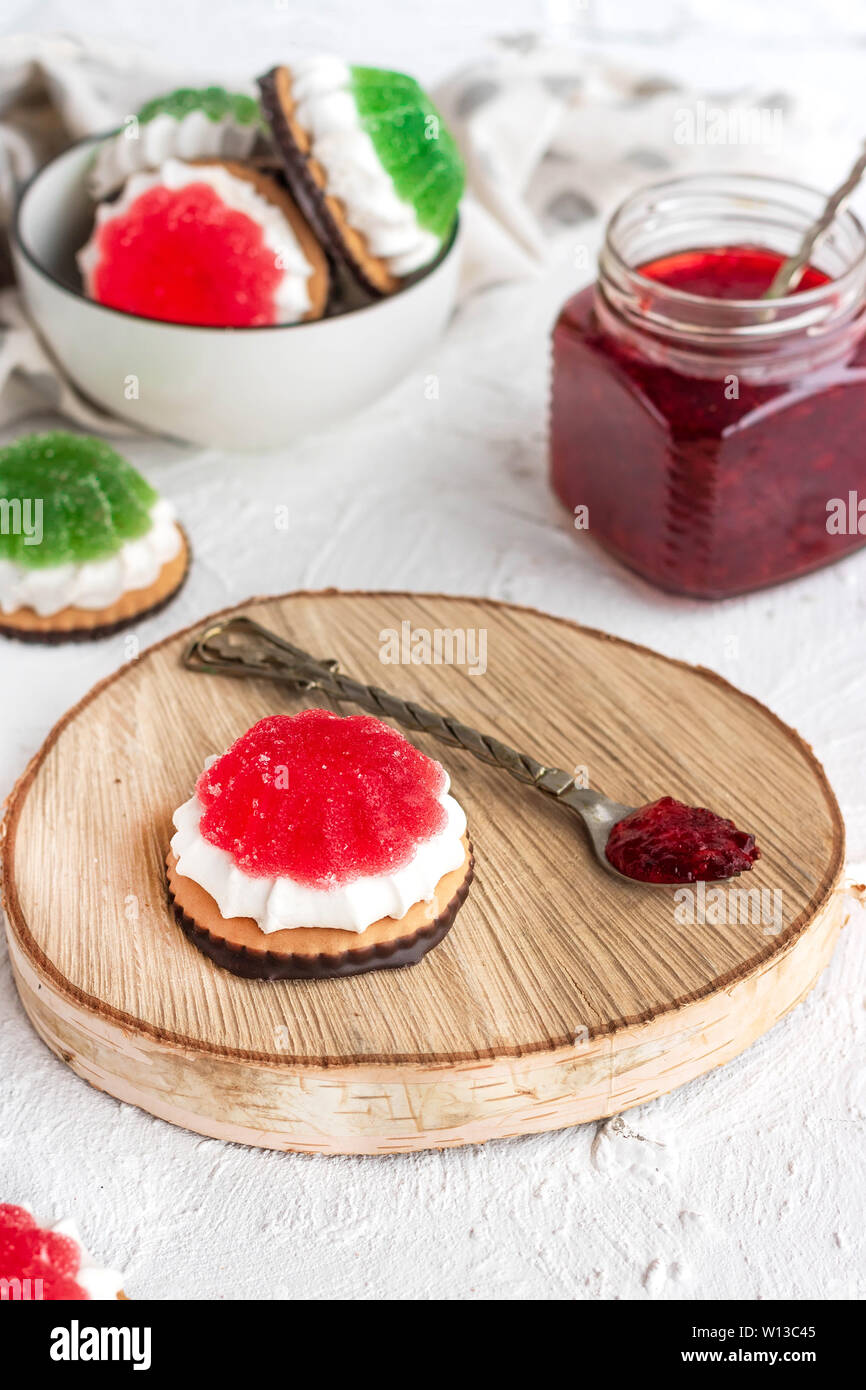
88, 108, 259, 199
0, 499, 182, 617
50, 1218, 125, 1300
78, 158, 314, 323
171, 767, 468, 933
291, 56, 442, 277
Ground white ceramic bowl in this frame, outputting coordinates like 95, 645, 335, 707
12, 137, 462, 450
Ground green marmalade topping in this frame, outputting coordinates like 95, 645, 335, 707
0, 433, 157, 569
137, 86, 261, 127
349, 67, 464, 242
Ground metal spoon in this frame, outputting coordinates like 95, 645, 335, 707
764, 142, 866, 298
182, 614, 708, 888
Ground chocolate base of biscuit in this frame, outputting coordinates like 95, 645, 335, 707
258, 65, 397, 299
166, 842, 474, 981
0, 531, 190, 645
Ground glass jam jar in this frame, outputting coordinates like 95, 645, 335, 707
550, 174, 866, 598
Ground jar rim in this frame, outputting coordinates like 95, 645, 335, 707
602, 170, 866, 311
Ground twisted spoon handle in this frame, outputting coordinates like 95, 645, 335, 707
186, 616, 591, 805
311, 667, 577, 794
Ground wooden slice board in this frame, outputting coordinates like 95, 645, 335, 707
1, 591, 848, 1155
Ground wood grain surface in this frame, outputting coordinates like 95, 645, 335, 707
1, 591, 847, 1153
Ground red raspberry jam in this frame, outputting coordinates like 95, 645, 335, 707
90, 182, 284, 326
197, 710, 448, 888
550, 174, 866, 598
0, 1204, 89, 1300
605, 796, 760, 884
637, 245, 829, 298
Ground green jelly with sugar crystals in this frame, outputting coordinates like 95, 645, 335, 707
349, 67, 464, 243
0, 433, 157, 570
137, 86, 261, 128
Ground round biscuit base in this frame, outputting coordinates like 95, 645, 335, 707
166, 840, 474, 980
0, 531, 190, 644
258, 65, 400, 298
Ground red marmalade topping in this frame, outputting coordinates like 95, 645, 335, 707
0, 1204, 89, 1300
91, 182, 284, 326
197, 710, 448, 888
605, 796, 760, 884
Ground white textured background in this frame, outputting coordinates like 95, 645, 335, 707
1, 0, 865, 1300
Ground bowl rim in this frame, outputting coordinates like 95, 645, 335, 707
12, 132, 461, 335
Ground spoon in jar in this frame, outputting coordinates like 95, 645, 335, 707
182, 615, 759, 888
763, 142, 866, 298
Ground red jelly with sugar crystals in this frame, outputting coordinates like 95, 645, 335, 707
605, 796, 760, 884
90, 182, 284, 326
551, 174, 866, 597
0, 1204, 88, 1300
197, 709, 447, 888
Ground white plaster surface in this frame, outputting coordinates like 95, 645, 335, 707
1, 0, 865, 1300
